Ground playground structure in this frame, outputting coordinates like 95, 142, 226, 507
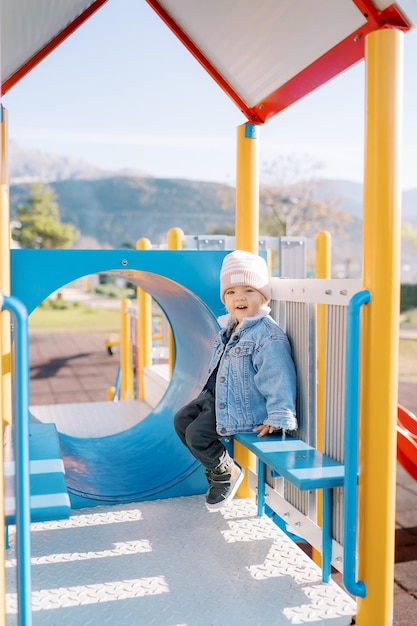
397, 405, 417, 482
96, 235, 417, 504
107, 232, 307, 405
2, 2, 417, 625
106, 297, 170, 404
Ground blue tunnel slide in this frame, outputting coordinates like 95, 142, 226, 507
11, 249, 229, 507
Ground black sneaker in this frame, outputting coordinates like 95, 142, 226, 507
205, 468, 214, 502
206, 462, 244, 510
205, 469, 213, 487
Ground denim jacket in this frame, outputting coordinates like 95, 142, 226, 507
206, 307, 297, 436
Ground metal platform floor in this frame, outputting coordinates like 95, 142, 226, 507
30, 400, 152, 437
6, 496, 356, 625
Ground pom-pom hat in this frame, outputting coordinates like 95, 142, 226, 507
220, 250, 271, 303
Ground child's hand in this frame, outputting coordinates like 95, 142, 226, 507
253, 424, 279, 438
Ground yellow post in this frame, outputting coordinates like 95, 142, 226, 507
136, 238, 152, 401
315, 231, 331, 452
356, 28, 403, 626
0, 106, 11, 428
120, 299, 133, 400
236, 123, 259, 251
107, 386, 116, 401
167, 227, 184, 251
167, 228, 183, 374
313, 230, 331, 568
0, 106, 10, 626
234, 122, 260, 496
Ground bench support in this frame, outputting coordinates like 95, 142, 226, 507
235, 432, 344, 583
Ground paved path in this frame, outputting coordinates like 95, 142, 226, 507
28, 330, 417, 625
30, 331, 119, 405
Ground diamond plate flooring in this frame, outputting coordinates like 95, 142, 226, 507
6, 496, 356, 625
24, 330, 417, 624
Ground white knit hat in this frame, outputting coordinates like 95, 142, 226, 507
220, 250, 271, 303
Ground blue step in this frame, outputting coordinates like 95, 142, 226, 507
4, 422, 71, 525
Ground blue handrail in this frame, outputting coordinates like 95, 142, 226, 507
2, 295, 32, 625
343, 289, 371, 598
112, 366, 121, 401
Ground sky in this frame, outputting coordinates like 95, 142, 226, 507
2, 0, 417, 190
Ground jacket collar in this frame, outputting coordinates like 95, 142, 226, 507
217, 304, 271, 333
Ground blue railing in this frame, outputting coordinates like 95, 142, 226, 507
2, 295, 33, 625
112, 366, 121, 401
343, 289, 371, 598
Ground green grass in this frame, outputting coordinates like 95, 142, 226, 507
29, 303, 120, 334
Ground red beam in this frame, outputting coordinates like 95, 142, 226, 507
1, 0, 109, 95
145, 0, 264, 122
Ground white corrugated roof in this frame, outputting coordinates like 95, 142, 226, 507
1, 0, 107, 93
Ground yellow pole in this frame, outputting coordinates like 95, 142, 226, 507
120, 298, 133, 400
356, 28, 403, 626
167, 227, 184, 250
313, 230, 331, 568
107, 386, 116, 401
136, 238, 152, 401
315, 231, 331, 451
0, 106, 11, 428
0, 106, 10, 626
234, 122, 260, 496
235, 123, 259, 251
167, 228, 183, 375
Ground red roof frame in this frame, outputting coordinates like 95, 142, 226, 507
1, 0, 109, 96
146, 0, 412, 124
2, 1, 413, 119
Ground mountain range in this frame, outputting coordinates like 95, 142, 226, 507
7, 140, 417, 280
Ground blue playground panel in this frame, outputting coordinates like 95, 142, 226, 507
10, 249, 233, 507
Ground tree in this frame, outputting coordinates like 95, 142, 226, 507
402, 223, 417, 249
259, 155, 352, 238
12, 183, 79, 249
210, 224, 235, 236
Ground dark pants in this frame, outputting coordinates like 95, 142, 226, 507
173, 390, 232, 473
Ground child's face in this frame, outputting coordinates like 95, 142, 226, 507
224, 285, 266, 324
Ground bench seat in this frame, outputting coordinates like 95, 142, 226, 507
234, 431, 345, 582
234, 432, 344, 489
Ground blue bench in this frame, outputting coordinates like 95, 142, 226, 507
4, 422, 71, 528
234, 431, 345, 582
